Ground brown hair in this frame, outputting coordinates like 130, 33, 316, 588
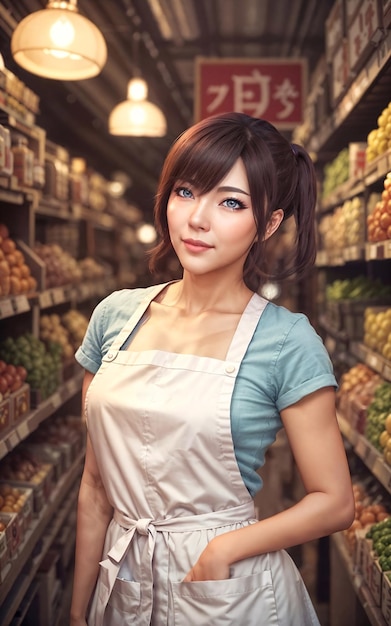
149, 112, 317, 291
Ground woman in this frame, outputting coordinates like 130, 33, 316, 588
70, 112, 354, 626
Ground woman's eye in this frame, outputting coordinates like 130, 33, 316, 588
175, 186, 193, 199
222, 197, 245, 210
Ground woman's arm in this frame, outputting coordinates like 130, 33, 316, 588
70, 371, 113, 625
184, 387, 355, 581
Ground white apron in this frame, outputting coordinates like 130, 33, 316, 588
85, 283, 320, 626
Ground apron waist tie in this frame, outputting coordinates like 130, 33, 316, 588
96, 501, 256, 626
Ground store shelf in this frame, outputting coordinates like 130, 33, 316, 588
0, 295, 30, 319
365, 241, 391, 261
338, 414, 391, 495
331, 532, 388, 626
0, 370, 83, 461
308, 31, 391, 154
351, 343, 391, 382
0, 451, 83, 626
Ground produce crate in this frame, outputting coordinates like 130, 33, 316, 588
0, 463, 54, 515
381, 571, 391, 623
369, 557, 383, 607
10, 382, 30, 426
0, 483, 34, 536
341, 299, 391, 339
0, 396, 12, 436
0, 511, 21, 560
20, 442, 63, 483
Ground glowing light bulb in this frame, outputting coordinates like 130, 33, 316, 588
50, 17, 75, 48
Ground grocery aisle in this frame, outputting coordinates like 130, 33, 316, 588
0, 1, 390, 625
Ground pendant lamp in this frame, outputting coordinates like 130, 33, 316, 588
108, 77, 167, 137
11, 0, 107, 80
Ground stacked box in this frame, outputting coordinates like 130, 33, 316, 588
347, 0, 384, 73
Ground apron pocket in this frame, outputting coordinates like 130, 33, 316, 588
171, 569, 278, 626
104, 578, 141, 626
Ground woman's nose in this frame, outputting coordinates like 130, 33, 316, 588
188, 196, 210, 230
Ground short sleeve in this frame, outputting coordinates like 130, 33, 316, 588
273, 315, 337, 411
75, 296, 109, 374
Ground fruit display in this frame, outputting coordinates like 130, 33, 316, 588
78, 257, 106, 280
0, 333, 62, 400
363, 307, 391, 360
61, 309, 89, 349
0, 222, 38, 297
322, 147, 349, 198
344, 482, 390, 553
366, 102, 391, 163
0, 360, 27, 403
367, 173, 391, 242
0, 449, 51, 485
40, 314, 74, 361
337, 363, 380, 428
319, 207, 345, 250
34, 242, 82, 288
378, 413, 391, 466
0, 484, 30, 514
365, 382, 391, 451
366, 517, 391, 572
342, 196, 365, 246
326, 276, 391, 301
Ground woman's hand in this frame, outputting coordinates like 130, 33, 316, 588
183, 536, 231, 582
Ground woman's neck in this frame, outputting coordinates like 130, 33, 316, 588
161, 274, 254, 316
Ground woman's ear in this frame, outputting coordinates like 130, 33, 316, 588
264, 209, 284, 241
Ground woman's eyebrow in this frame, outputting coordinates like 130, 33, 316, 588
217, 185, 250, 195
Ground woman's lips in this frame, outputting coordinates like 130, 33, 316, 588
182, 238, 213, 252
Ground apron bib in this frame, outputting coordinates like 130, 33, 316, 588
85, 283, 320, 626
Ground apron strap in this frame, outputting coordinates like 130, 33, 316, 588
225, 293, 268, 363
107, 282, 172, 354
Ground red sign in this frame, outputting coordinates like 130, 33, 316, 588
194, 57, 307, 129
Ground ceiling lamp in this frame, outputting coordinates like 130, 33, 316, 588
11, 0, 107, 80
109, 77, 167, 137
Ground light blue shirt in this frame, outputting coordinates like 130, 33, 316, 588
75, 286, 337, 496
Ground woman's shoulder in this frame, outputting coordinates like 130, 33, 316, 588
261, 300, 308, 329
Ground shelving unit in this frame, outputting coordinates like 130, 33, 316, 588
294, 8, 391, 623
0, 90, 142, 623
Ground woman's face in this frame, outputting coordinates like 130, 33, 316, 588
166, 158, 258, 280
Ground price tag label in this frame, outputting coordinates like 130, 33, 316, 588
384, 364, 391, 382
50, 392, 62, 410
51, 287, 65, 304
356, 438, 377, 469
39, 291, 53, 308
13, 295, 30, 314
0, 299, 14, 318
7, 430, 19, 450
17, 420, 30, 440
67, 378, 78, 396
369, 244, 378, 260
367, 352, 381, 372
372, 458, 391, 494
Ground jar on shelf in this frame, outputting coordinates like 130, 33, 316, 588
11, 133, 33, 187
70, 157, 89, 206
